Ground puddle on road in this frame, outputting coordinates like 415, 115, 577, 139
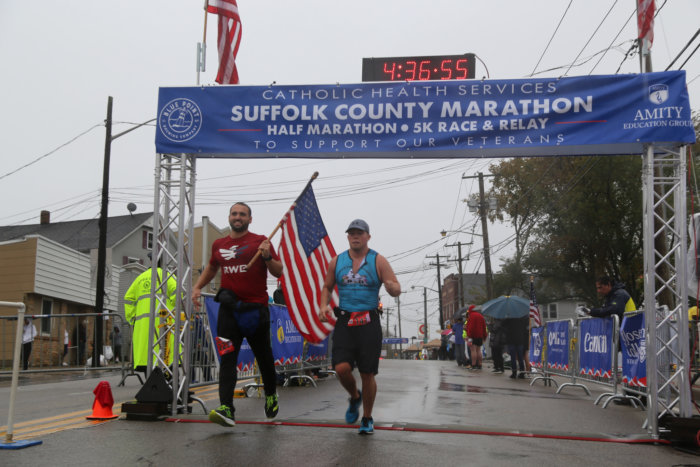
438, 381, 486, 393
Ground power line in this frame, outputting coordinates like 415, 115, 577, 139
0, 123, 103, 182
529, 0, 574, 77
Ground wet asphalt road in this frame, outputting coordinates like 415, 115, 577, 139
1, 359, 699, 466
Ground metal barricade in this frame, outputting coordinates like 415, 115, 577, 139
530, 319, 591, 395
0, 312, 127, 377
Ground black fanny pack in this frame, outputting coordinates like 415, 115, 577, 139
333, 307, 378, 327
215, 288, 261, 312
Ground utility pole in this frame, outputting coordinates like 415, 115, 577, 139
93, 96, 113, 367
396, 295, 403, 354
445, 241, 470, 308
463, 172, 495, 301
423, 288, 428, 344
94, 97, 157, 368
478, 173, 494, 300
427, 253, 449, 329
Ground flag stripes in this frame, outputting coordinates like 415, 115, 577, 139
278, 185, 337, 343
207, 0, 242, 84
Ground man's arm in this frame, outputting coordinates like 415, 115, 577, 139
259, 238, 283, 278
376, 254, 401, 297
192, 263, 218, 310
319, 256, 338, 322
589, 291, 626, 318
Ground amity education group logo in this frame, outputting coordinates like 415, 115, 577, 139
648, 84, 669, 105
158, 98, 203, 143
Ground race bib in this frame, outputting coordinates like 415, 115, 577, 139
347, 311, 371, 327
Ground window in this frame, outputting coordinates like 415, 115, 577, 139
41, 298, 53, 334
548, 303, 558, 319
143, 230, 154, 250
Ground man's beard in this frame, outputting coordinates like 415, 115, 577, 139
230, 221, 249, 233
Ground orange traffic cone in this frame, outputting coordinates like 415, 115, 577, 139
86, 381, 119, 420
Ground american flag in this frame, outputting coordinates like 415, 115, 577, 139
529, 278, 542, 327
206, 0, 242, 84
636, 0, 655, 55
278, 183, 338, 343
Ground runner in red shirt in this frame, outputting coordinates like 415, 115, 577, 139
192, 202, 283, 427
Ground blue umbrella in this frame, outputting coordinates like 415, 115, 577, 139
481, 295, 530, 319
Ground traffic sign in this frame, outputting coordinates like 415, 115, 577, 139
383, 338, 409, 344
418, 324, 426, 335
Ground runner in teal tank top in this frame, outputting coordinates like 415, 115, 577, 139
319, 219, 401, 435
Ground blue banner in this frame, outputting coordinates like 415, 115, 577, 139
546, 321, 569, 371
529, 326, 545, 369
204, 297, 254, 371
270, 304, 303, 366
620, 312, 646, 387
579, 317, 614, 378
156, 71, 694, 159
306, 338, 328, 362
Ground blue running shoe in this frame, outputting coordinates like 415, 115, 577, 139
358, 416, 374, 435
345, 390, 362, 424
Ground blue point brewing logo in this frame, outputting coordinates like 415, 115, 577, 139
158, 98, 202, 142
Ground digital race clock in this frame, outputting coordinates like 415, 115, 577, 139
362, 54, 476, 82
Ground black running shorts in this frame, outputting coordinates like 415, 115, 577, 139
331, 310, 382, 374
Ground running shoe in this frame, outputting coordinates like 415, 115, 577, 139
358, 416, 374, 435
345, 390, 362, 424
209, 405, 235, 427
265, 394, 279, 419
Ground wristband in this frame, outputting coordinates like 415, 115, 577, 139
263, 255, 272, 261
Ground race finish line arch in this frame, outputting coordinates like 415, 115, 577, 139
152, 70, 695, 438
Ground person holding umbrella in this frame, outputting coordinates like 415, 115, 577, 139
465, 305, 487, 370
481, 295, 532, 378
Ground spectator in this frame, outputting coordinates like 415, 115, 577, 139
503, 316, 529, 379
466, 305, 488, 370
452, 315, 468, 368
488, 318, 505, 374
111, 326, 122, 363
22, 318, 37, 370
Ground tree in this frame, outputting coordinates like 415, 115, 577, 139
488, 155, 644, 305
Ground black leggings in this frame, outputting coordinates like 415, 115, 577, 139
217, 304, 276, 410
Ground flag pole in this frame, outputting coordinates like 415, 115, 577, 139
246, 171, 319, 269
197, 0, 210, 85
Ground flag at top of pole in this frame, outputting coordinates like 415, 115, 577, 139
529, 277, 542, 327
636, 0, 655, 56
206, 0, 242, 84
278, 174, 339, 343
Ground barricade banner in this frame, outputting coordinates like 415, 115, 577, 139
529, 326, 545, 369
620, 312, 647, 387
204, 296, 254, 371
270, 304, 303, 366
307, 337, 329, 362
579, 317, 613, 378
546, 321, 569, 370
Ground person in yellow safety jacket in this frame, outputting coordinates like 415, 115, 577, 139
124, 266, 177, 371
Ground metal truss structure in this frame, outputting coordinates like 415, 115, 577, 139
643, 144, 692, 437
149, 153, 196, 415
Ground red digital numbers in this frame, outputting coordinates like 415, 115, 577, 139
455, 58, 469, 79
383, 61, 396, 80
376, 55, 473, 81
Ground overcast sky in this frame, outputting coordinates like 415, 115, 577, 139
1, 1, 698, 339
